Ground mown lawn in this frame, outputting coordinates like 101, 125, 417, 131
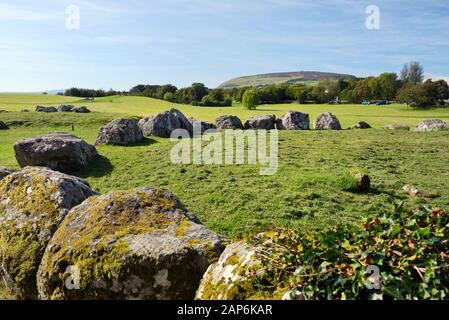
1, 109, 449, 239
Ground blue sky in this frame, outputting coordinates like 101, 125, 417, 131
1, 0, 449, 91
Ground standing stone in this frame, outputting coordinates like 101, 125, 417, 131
276, 111, 310, 130
35, 106, 57, 113
314, 112, 342, 130
37, 188, 224, 300
0, 167, 96, 299
57, 105, 74, 112
95, 118, 143, 146
416, 119, 449, 132
215, 115, 244, 130
138, 109, 193, 138
14, 133, 97, 173
189, 118, 217, 134
244, 115, 276, 130
384, 124, 410, 131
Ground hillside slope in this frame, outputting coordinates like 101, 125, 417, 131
219, 71, 356, 88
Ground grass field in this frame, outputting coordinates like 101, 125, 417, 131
1, 94, 449, 238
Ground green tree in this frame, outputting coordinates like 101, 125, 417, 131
400, 61, 424, 84
242, 89, 261, 110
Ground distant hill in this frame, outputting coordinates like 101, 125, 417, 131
0, 89, 65, 95
219, 71, 357, 88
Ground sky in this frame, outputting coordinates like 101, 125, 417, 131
0, 0, 449, 92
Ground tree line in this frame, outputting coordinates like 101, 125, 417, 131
64, 62, 448, 108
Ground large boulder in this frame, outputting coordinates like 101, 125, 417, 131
57, 105, 74, 112
35, 106, 57, 113
349, 121, 371, 129
0, 167, 96, 299
196, 241, 265, 300
0, 167, 15, 181
138, 109, 193, 138
37, 188, 224, 300
276, 111, 310, 130
95, 118, 143, 146
14, 133, 97, 173
189, 118, 217, 134
73, 106, 91, 113
244, 115, 276, 130
416, 119, 449, 132
0, 121, 9, 130
215, 115, 243, 130
314, 112, 342, 130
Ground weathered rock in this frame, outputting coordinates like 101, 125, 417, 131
35, 106, 57, 113
0, 167, 15, 181
189, 118, 217, 134
57, 105, 74, 112
196, 241, 265, 300
215, 115, 243, 130
403, 185, 420, 197
244, 115, 276, 130
0, 121, 9, 130
385, 124, 410, 131
95, 118, 143, 146
139, 109, 193, 138
73, 106, 91, 113
416, 119, 449, 132
352, 172, 371, 192
350, 121, 372, 129
0, 167, 96, 299
14, 133, 97, 173
314, 112, 342, 130
37, 188, 224, 300
276, 111, 310, 130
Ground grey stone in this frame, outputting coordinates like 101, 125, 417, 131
35, 106, 57, 113
37, 187, 224, 300
0, 121, 8, 130
244, 115, 276, 130
72, 106, 91, 113
416, 119, 449, 132
276, 111, 310, 130
0, 167, 15, 180
215, 115, 243, 130
14, 133, 97, 173
350, 121, 372, 129
314, 112, 342, 130
138, 109, 193, 138
95, 118, 144, 146
0, 167, 96, 299
57, 105, 74, 112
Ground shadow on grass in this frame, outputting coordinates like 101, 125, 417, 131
130, 137, 158, 147
76, 154, 114, 178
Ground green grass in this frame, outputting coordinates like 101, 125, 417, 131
2, 96, 449, 238
1, 94, 449, 127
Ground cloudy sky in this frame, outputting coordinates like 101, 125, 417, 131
0, 0, 448, 91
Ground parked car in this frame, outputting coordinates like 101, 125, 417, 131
376, 100, 387, 105
361, 100, 370, 105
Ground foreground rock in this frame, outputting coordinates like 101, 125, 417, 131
95, 118, 143, 146
35, 106, 57, 113
0, 121, 8, 130
139, 109, 193, 138
403, 184, 420, 197
352, 172, 371, 192
276, 111, 310, 130
244, 115, 276, 130
73, 106, 91, 113
0, 167, 15, 180
350, 121, 372, 129
314, 112, 342, 130
416, 119, 449, 132
196, 241, 265, 300
57, 105, 74, 112
37, 188, 224, 300
385, 124, 410, 131
215, 115, 244, 130
14, 133, 97, 173
0, 167, 96, 299
189, 118, 217, 134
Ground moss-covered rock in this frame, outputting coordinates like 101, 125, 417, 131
0, 167, 16, 181
196, 241, 271, 300
37, 188, 224, 300
0, 167, 97, 299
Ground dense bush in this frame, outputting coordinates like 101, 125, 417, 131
248, 205, 449, 300
242, 89, 261, 110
